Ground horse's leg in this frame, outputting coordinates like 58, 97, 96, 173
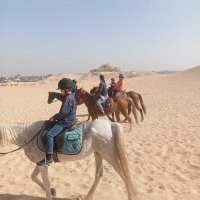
86, 108, 91, 121
112, 112, 115, 121
133, 98, 144, 122
31, 165, 45, 191
84, 152, 103, 200
131, 103, 139, 124
115, 110, 120, 122
111, 123, 137, 200
87, 114, 91, 121
120, 107, 132, 131
101, 143, 136, 200
137, 106, 144, 122
106, 113, 114, 122
110, 158, 135, 200
32, 165, 56, 197
39, 166, 52, 200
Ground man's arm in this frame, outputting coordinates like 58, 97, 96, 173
98, 83, 103, 94
52, 97, 72, 121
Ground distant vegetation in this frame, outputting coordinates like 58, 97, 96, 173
0, 74, 53, 83
157, 70, 177, 74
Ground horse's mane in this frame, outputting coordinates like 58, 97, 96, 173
78, 88, 92, 97
0, 121, 44, 146
0, 123, 25, 145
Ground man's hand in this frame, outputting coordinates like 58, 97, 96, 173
49, 117, 54, 122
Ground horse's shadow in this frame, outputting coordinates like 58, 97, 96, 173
0, 194, 78, 200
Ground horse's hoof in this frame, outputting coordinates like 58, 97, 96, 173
78, 195, 93, 200
76, 195, 84, 200
50, 188, 56, 197
128, 127, 133, 132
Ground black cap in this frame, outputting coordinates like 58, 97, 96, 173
57, 78, 73, 90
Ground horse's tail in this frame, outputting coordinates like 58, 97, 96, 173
138, 94, 147, 114
111, 123, 137, 198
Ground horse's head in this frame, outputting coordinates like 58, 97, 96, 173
48, 92, 55, 104
76, 88, 88, 105
47, 92, 64, 104
90, 86, 98, 96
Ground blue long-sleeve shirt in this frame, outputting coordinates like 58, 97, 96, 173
52, 93, 77, 127
98, 80, 108, 97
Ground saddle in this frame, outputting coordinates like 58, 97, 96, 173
116, 91, 127, 97
102, 98, 112, 109
37, 121, 84, 160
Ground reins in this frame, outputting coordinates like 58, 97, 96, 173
0, 126, 44, 156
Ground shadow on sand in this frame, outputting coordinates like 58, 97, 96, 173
0, 194, 80, 200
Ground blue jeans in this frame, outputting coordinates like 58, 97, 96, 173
46, 124, 64, 154
97, 95, 108, 113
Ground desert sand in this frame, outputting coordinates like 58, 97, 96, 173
0, 67, 199, 200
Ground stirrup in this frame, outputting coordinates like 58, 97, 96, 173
37, 156, 53, 166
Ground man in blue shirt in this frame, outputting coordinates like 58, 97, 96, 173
37, 78, 77, 166
96, 74, 108, 115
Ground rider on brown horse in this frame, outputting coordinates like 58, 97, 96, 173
108, 78, 116, 97
114, 73, 126, 97
96, 74, 109, 115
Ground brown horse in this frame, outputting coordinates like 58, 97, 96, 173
90, 87, 135, 121
76, 88, 139, 130
90, 86, 146, 122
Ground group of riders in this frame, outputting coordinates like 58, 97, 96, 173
95, 73, 125, 115
37, 73, 126, 166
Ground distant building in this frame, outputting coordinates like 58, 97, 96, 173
90, 64, 120, 73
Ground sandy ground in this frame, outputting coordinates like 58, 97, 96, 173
0, 68, 199, 200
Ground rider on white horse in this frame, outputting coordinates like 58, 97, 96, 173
37, 78, 77, 166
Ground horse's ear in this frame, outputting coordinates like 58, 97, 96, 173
79, 88, 86, 94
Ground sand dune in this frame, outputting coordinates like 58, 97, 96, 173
173, 65, 200, 80
184, 65, 200, 74
0, 69, 200, 200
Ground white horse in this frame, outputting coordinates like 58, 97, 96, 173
0, 119, 137, 200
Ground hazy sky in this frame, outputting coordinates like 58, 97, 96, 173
0, 0, 200, 76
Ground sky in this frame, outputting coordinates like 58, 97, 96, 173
0, 0, 200, 76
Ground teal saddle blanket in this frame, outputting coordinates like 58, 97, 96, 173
37, 124, 83, 155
